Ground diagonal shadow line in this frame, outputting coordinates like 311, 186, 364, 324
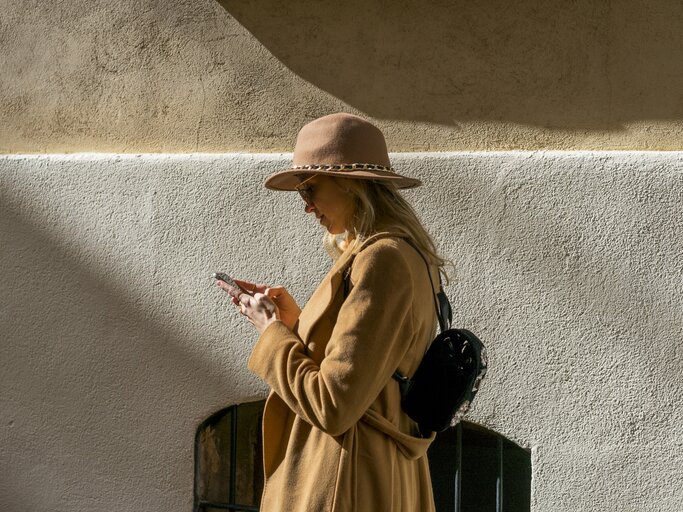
216, 0, 683, 129
0, 183, 266, 474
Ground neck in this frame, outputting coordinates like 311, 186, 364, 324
339, 235, 352, 251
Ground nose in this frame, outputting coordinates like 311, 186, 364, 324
304, 202, 316, 214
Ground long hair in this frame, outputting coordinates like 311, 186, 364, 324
322, 177, 455, 285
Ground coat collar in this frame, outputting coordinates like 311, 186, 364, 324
297, 231, 408, 344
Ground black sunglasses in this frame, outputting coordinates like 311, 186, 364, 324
295, 174, 317, 205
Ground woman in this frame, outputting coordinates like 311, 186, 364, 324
216, 113, 453, 512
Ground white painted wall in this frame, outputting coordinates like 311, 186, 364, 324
1, 152, 681, 511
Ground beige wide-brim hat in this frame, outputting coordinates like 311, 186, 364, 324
264, 113, 422, 191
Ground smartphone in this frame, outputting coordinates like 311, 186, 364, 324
212, 272, 254, 295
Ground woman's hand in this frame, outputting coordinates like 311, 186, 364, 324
216, 278, 301, 333
233, 279, 302, 331
251, 282, 302, 332
216, 279, 278, 335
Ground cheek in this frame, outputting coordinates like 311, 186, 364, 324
328, 196, 352, 216
316, 184, 354, 220
342, 199, 356, 219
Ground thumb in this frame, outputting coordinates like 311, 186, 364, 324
265, 286, 284, 299
233, 278, 263, 294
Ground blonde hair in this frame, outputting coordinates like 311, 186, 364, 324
323, 177, 455, 285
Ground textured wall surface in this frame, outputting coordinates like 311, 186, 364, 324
1, 0, 682, 153
1, 152, 681, 511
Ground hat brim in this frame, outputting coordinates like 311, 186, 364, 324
264, 168, 422, 191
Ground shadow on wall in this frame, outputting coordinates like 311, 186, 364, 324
216, 0, 683, 129
0, 185, 248, 493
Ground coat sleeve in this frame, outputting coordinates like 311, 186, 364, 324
247, 241, 415, 436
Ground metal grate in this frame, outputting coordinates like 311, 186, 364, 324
194, 401, 265, 512
428, 422, 532, 512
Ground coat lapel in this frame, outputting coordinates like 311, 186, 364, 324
296, 232, 406, 344
295, 245, 353, 344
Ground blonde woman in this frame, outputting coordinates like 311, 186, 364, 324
216, 113, 453, 512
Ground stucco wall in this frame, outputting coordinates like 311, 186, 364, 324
2, 0, 682, 509
1, 152, 681, 511
1, 0, 682, 153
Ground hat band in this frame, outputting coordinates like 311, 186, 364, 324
291, 163, 395, 173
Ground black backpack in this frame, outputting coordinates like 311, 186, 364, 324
342, 236, 488, 435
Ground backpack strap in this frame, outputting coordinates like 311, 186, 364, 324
341, 235, 451, 331
401, 237, 452, 333
340, 235, 453, 383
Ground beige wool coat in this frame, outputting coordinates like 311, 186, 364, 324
247, 232, 440, 512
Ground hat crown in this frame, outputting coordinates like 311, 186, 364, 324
292, 113, 391, 168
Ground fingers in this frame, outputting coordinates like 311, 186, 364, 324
265, 286, 286, 300
235, 290, 268, 309
232, 288, 255, 315
233, 278, 284, 297
254, 293, 278, 314
215, 280, 241, 299
216, 279, 278, 320
216, 281, 250, 310
233, 278, 268, 294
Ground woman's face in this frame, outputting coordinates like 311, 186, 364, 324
296, 175, 355, 235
